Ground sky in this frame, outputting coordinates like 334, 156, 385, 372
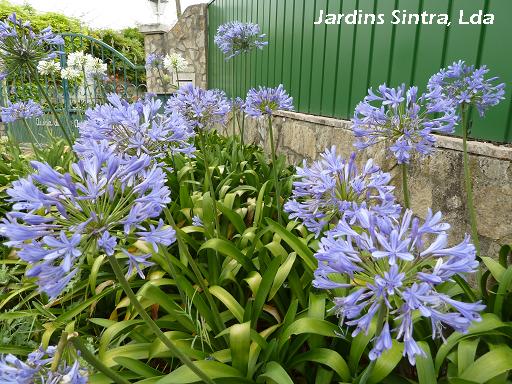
9, 0, 209, 30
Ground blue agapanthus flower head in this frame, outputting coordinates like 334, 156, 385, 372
284, 147, 400, 237
427, 60, 506, 116
352, 84, 458, 164
0, 345, 88, 383
165, 83, 230, 130
315, 207, 484, 365
1, 99, 43, 123
0, 13, 63, 77
145, 52, 165, 70
75, 93, 195, 159
245, 84, 294, 118
214, 21, 268, 60
0, 140, 175, 299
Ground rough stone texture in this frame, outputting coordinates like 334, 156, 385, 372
219, 111, 512, 256
140, 4, 208, 93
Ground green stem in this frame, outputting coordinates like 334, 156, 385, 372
199, 131, 220, 236
268, 117, 282, 224
461, 105, 481, 255
401, 163, 410, 209
50, 331, 68, 372
70, 335, 130, 384
31, 68, 74, 149
107, 255, 215, 384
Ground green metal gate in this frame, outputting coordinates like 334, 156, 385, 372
208, 0, 512, 143
0, 33, 147, 143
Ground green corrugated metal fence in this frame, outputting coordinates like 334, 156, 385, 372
208, 0, 512, 143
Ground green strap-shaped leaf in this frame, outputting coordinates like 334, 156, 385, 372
457, 339, 480, 376
113, 356, 163, 378
368, 340, 404, 384
279, 318, 338, 346
155, 361, 244, 384
257, 361, 294, 384
494, 265, 512, 317
458, 346, 512, 383
251, 256, 282, 326
349, 319, 377, 374
288, 348, 351, 381
217, 200, 247, 234
265, 219, 317, 271
199, 238, 255, 272
416, 341, 437, 384
210, 285, 245, 323
254, 180, 270, 227
230, 321, 251, 376
268, 252, 296, 300
481, 257, 506, 283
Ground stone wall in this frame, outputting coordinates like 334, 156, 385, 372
219, 112, 512, 257
140, 4, 208, 93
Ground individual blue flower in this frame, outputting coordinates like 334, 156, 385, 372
0, 345, 88, 383
136, 219, 176, 252
315, 208, 484, 365
192, 215, 203, 227
123, 249, 154, 279
284, 147, 400, 237
214, 21, 268, 60
145, 53, 165, 70
1, 100, 43, 123
352, 84, 458, 164
245, 84, 294, 118
165, 83, 230, 130
427, 60, 506, 116
0, 140, 174, 299
76, 93, 195, 159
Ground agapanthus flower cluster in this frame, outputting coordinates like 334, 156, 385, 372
62, 51, 107, 82
0, 13, 63, 77
427, 60, 506, 116
0, 140, 175, 299
0, 345, 88, 383
315, 207, 484, 364
1, 99, 43, 123
76, 93, 195, 159
163, 52, 188, 73
36, 59, 61, 76
352, 84, 458, 164
284, 147, 400, 237
214, 21, 268, 60
165, 83, 230, 130
245, 84, 293, 118
145, 53, 165, 70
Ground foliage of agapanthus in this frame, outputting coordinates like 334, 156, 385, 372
1, 99, 43, 123
214, 21, 268, 60
315, 208, 484, 365
0, 13, 63, 78
427, 60, 506, 116
163, 52, 188, 73
0, 345, 88, 383
76, 93, 195, 159
284, 147, 400, 237
36, 59, 61, 76
165, 83, 230, 130
352, 84, 458, 164
245, 84, 293, 118
145, 53, 165, 70
0, 140, 175, 299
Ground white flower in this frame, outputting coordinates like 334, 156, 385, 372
84, 56, 107, 79
61, 67, 82, 81
163, 52, 188, 73
67, 51, 87, 68
37, 60, 61, 76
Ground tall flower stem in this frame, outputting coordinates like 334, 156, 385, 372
70, 335, 131, 384
461, 104, 480, 255
50, 331, 68, 372
401, 163, 411, 209
107, 255, 215, 384
199, 131, 220, 236
231, 60, 237, 138
268, 116, 282, 224
30, 67, 74, 149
